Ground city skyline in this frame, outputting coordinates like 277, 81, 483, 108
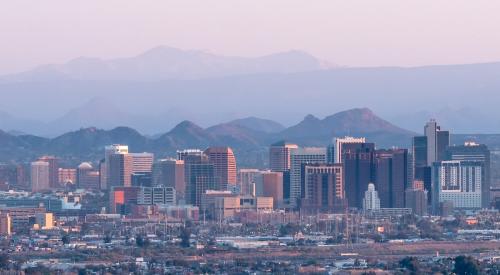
0, 2, 498, 273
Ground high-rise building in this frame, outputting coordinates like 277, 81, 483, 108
183, 151, 215, 207
0, 164, 18, 188
290, 147, 327, 207
269, 141, 298, 172
436, 130, 450, 162
335, 136, 366, 163
152, 159, 185, 199
103, 145, 129, 189
260, 171, 283, 208
405, 182, 428, 216
0, 213, 11, 236
109, 186, 140, 214
108, 153, 133, 187
373, 149, 408, 208
424, 120, 449, 166
77, 162, 100, 190
301, 163, 344, 213
342, 142, 375, 208
58, 168, 77, 186
446, 142, 491, 208
37, 156, 59, 188
412, 135, 431, 197
432, 160, 483, 211
327, 144, 335, 164
98, 159, 106, 190
16, 164, 29, 189
363, 183, 380, 211
412, 136, 428, 170
130, 153, 154, 174
237, 169, 262, 196
204, 147, 237, 190
177, 149, 203, 161
31, 161, 50, 192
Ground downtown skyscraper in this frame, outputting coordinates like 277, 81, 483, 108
204, 147, 237, 191
289, 147, 327, 207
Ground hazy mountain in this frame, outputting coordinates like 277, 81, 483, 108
0, 110, 42, 134
46, 127, 150, 157
206, 123, 269, 148
278, 108, 416, 147
0, 108, 423, 167
45, 97, 141, 135
1, 46, 331, 82
154, 120, 216, 150
3, 60, 500, 133
224, 117, 285, 133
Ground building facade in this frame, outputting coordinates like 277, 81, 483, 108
432, 160, 483, 211
290, 147, 327, 208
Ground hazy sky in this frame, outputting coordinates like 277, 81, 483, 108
1, 0, 500, 74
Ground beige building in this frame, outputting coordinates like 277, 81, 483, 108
261, 171, 283, 208
204, 147, 237, 190
31, 161, 50, 192
0, 213, 11, 235
213, 196, 273, 219
269, 141, 298, 172
58, 168, 77, 186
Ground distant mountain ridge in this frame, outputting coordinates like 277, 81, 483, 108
0, 108, 419, 167
0, 46, 333, 82
2, 48, 500, 133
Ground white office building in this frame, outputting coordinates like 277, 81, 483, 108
433, 160, 483, 209
363, 183, 380, 211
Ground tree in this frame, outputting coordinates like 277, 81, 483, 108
400, 256, 420, 274
179, 226, 191, 248
135, 234, 150, 248
454, 255, 481, 275
61, 234, 70, 245
0, 253, 9, 269
103, 235, 112, 244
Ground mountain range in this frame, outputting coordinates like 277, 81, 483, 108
1, 107, 497, 168
2, 46, 500, 134
0, 108, 420, 167
0, 46, 332, 82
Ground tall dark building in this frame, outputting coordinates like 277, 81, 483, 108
373, 149, 408, 208
414, 166, 432, 204
183, 152, 215, 207
282, 171, 291, 201
327, 144, 335, 164
412, 136, 428, 169
131, 172, 152, 187
342, 143, 375, 209
446, 142, 491, 208
436, 130, 450, 162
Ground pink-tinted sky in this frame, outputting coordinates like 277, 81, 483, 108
1, 0, 500, 74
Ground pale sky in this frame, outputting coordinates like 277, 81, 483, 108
1, 0, 500, 74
